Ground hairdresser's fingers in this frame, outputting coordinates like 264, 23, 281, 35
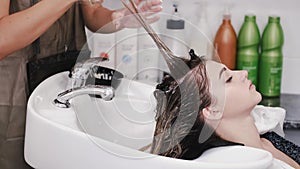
133, 0, 143, 5
139, 0, 162, 13
140, 6, 162, 15
139, 6, 162, 19
144, 16, 160, 25
150, 6, 163, 13
79, 0, 103, 5
146, 0, 163, 7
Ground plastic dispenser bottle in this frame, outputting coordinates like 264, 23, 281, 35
159, 2, 188, 81
259, 16, 284, 97
213, 8, 237, 70
189, 1, 213, 59
236, 15, 260, 86
90, 31, 116, 69
164, 3, 188, 57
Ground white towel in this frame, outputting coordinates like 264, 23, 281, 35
272, 159, 295, 169
251, 105, 286, 137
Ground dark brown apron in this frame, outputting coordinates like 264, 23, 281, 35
0, 1, 87, 168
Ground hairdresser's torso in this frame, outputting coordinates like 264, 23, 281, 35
0, 1, 86, 168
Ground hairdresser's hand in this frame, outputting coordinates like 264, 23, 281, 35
112, 0, 163, 29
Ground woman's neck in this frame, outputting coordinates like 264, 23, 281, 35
215, 115, 263, 149
214, 112, 300, 169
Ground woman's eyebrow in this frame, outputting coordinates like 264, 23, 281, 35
219, 67, 226, 79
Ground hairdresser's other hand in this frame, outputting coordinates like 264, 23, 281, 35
112, 0, 163, 29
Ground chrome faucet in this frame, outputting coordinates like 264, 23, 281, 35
53, 85, 114, 108
54, 57, 114, 108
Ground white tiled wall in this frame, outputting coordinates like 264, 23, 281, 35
89, 0, 300, 94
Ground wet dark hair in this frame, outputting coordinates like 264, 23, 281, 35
151, 49, 240, 160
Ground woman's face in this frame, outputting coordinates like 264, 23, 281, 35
205, 61, 262, 119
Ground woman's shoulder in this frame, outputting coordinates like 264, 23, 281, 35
260, 137, 274, 148
261, 132, 300, 166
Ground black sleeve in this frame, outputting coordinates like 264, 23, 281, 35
261, 131, 300, 165
181, 135, 243, 160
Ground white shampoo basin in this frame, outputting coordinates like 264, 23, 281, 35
24, 72, 274, 169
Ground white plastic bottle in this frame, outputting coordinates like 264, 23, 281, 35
115, 28, 138, 79
137, 23, 160, 84
189, 1, 213, 59
89, 31, 116, 69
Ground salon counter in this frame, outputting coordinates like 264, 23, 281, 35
260, 94, 300, 145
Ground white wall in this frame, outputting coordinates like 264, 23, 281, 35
91, 0, 300, 94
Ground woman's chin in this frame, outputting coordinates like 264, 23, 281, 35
256, 92, 263, 104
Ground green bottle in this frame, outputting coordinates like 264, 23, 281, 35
237, 15, 260, 86
259, 16, 284, 97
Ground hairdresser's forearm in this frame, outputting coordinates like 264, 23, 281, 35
0, 0, 76, 60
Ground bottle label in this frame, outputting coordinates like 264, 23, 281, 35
259, 58, 282, 97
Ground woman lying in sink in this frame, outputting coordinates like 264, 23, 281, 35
150, 49, 300, 169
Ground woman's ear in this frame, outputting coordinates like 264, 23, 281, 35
202, 107, 222, 120
202, 107, 211, 120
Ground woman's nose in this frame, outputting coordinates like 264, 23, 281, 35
243, 70, 248, 78
237, 70, 248, 80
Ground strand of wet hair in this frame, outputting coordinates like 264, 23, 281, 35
120, 0, 190, 79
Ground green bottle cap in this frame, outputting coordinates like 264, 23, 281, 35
245, 15, 256, 22
268, 16, 280, 23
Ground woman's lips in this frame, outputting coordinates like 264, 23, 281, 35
248, 80, 254, 90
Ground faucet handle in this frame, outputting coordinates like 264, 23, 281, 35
54, 85, 114, 108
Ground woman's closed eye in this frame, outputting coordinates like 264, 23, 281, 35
225, 76, 232, 83
218, 66, 232, 83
